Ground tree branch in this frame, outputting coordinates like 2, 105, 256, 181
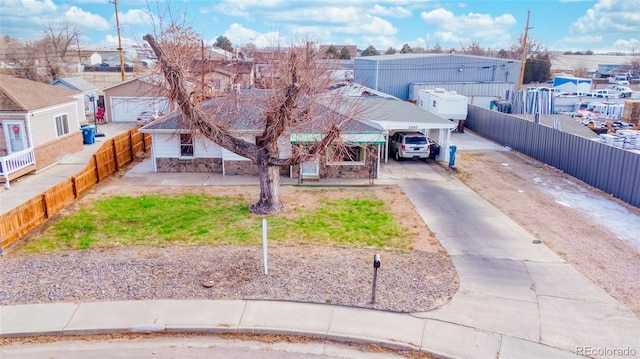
144, 33, 259, 162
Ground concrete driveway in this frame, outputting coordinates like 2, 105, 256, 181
380, 133, 640, 357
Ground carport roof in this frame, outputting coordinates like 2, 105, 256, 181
343, 97, 456, 131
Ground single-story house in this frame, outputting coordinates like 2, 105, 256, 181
102, 75, 170, 123
0, 74, 84, 188
139, 89, 386, 180
50, 76, 98, 121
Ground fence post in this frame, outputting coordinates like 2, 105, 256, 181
41, 194, 49, 219
93, 154, 100, 183
71, 177, 78, 198
111, 139, 119, 171
129, 130, 135, 160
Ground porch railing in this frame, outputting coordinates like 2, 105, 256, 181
0, 148, 36, 189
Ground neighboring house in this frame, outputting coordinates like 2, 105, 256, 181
77, 51, 103, 67
189, 60, 236, 98
50, 77, 98, 121
102, 75, 170, 123
139, 89, 386, 180
0, 74, 84, 188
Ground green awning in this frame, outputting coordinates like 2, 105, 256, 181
291, 133, 386, 145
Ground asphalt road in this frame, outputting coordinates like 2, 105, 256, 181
1, 336, 407, 359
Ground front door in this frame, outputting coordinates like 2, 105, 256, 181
4, 121, 27, 153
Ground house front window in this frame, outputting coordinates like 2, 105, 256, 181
180, 133, 194, 156
55, 114, 69, 137
327, 145, 365, 165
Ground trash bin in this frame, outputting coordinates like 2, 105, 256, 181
448, 144, 457, 168
81, 125, 96, 144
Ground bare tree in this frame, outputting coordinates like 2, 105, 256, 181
460, 41, 485, 56
0, 36, 50, 81
144, 27, 360, 214
41, 21, 82, 79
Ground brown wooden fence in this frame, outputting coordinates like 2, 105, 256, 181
0, 128, 152, 250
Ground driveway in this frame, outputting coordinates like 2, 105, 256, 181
380, 134, 640, 356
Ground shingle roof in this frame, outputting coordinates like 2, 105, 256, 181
50, 77, 97, 92
140, 89, 384, 135
0, 74, 81, 111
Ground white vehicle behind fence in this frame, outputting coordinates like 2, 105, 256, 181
593, 89, 618, 99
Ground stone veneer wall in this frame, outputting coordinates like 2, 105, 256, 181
156, 158, 223, 173
34, 132, 83, 171
223, 160, 259, 176
291, 146, 378, 179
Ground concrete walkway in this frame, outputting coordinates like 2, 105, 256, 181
0, 122, 138, 215
2, 131, 639, 358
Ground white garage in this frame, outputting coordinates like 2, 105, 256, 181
102, 75, 170, 123
109, 96, 169, 122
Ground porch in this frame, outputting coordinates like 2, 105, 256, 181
0, 148, 36, 189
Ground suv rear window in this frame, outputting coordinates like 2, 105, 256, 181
405, 136, 427, 145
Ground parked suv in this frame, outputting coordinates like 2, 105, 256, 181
389, 132, 430, 161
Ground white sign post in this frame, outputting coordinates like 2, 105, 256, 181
262, 218, 268, 275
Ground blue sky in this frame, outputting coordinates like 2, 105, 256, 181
1, 0, 639, 53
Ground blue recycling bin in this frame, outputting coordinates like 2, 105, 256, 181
81, 125, 96, 144
449, 144, 457, 168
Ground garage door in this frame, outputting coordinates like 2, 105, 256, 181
110, 97, 169, 122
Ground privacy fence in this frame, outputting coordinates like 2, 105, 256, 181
466, 105, 640, 208
0, 128, 152, 250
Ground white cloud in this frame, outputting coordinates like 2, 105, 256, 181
222, 23, 284, 48
570, 0, 640, 34
420, 8, 516, 47
360, 15, 397, 35
117, 9, 155, 26
267, 6, 361, 24
211, 0, 285, 18
612, 38, 640, 51
103, 34, 138, 48
65, 6, 111, 31
1, 0, 57, 15
369, 5, 411, 18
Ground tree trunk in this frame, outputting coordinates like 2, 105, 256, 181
250, 162, 284, 215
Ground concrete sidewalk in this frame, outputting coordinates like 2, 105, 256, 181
2, 130, 639, 358
0, 299, 583, 358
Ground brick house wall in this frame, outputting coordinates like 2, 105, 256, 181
34, 132, 83, 171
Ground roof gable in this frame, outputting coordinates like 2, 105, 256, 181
0, 74, 81, 111
50, 77, 97, 92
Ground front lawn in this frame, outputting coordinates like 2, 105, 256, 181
18, 193, 411, 252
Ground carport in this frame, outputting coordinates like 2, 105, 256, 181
354, 97, 457, 163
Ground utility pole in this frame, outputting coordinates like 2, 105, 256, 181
518, 10, 532, 91
112, 0, 125, 81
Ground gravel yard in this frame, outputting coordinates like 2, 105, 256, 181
0, 184, 458, 313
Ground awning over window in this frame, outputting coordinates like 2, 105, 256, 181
290, 132, 386, 145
